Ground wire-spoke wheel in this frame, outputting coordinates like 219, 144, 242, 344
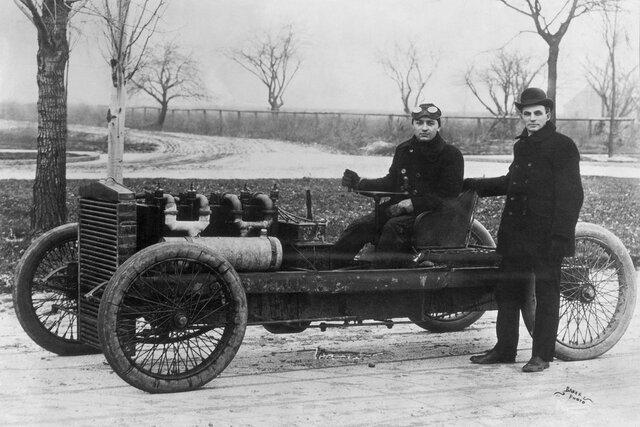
13, 223, 99, 355
98, 242, 247, 393
554, 222, 636, 360
411, 220, 492, 332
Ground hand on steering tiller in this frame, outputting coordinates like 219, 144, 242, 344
387, 198, 413, 217
341, 169, 361, 189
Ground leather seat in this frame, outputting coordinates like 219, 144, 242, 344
413, 190, 479, 249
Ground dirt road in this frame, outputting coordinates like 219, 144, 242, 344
1, 290, 638, 426
0, 120, 637, 180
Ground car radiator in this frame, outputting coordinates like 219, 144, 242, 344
77, 180, 137, 348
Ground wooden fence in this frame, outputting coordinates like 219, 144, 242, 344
127, 106, 636, 138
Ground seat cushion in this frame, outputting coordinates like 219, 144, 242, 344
413, 190, 478, 249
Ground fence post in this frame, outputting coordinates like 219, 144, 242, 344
315, 112, 320, 130
218, 110, 223, 134
237, 111, 241, 120
143, 107, 147, 122
588, 119, 593, 137
476, 117, 482, 136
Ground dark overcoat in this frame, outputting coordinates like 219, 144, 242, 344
471, 122, 583, 258
358, 133, 464, 214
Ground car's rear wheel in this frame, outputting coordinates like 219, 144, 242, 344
522, 222, 636, 360
412, 220, 492, 332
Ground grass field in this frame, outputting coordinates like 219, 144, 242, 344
0, 176, 638, 293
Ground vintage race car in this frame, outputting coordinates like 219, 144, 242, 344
13, 179, 636, 393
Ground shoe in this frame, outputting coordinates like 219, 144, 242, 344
470, 350, 516, 364
522, 356, 550, 372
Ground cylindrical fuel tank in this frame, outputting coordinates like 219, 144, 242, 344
162, 236, 282, 271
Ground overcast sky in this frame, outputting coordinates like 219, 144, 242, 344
0, 0, 638, 115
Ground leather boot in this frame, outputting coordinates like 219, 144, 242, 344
522, 356, 550, 372
470, 349, 516, 364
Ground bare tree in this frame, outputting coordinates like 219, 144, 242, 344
584, 7, 638, 156
90, 0, 165, 182
13, 0, 87, 231
379, 41, 439, 114
586, 63, 638, 117
497, 0, 619, 120
465, 50, 543, 119
228, 25, 301, 111
130, 42, 206, 128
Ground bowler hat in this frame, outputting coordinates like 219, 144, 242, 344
514, 87, 554, 111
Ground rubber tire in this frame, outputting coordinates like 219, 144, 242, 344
412, 220, 493, 332
13, 223, 100, 355
98, 242, 247, 393
522, 222, 637, 361
263, 321, 311, 334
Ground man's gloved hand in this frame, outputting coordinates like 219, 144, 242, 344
463, 178, 478, 191
387, 198, 413, 217
341, 169, 361, 189
549, 236, 567, 261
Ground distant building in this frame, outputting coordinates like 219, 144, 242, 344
563, 87, 603, 118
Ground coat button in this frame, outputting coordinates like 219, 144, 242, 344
515, 164, 519, 168
527, 163, 532, 167
401, 168, 406, 174
509, 196, 515, 201
512, 181, 517, 185
409, 149, 414, 153
524, 179, 529, 184
413, 190, 418, 195
416, 172, 421, 178
508, 211, 513, 216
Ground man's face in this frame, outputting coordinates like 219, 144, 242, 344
412, 118, 440, 142
521, 105, 550, 133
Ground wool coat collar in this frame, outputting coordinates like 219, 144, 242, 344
410, 132, 445, 154
516, 121, 556, 143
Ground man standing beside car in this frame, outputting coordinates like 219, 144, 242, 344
332, 102, 464, 268
465, 87, 583, 372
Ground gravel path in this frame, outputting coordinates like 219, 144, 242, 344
0, 120, 637, 180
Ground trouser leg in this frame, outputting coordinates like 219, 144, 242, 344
330, 212, 378, 268
375, 214, 415, 267
494, 259, 529, 359
531, 258, 562, 362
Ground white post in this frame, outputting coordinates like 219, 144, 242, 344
106, 0, 128, 184
107, 69, 125, 183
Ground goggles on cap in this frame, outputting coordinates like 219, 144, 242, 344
411, 103, 442, 120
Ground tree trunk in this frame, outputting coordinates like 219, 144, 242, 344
31, 1, 70, 231
607, 41, 617, 158
157, 102, 168, 128
546, 42, 560, 122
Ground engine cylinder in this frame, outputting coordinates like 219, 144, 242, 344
162, 236, 282, 271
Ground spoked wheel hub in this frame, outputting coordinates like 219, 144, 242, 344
173, 311, 189, 329
579, 283, 596, 303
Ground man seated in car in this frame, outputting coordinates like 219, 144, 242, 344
331, 102, 464, 268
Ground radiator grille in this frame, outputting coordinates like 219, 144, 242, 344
77, 182, 136, 348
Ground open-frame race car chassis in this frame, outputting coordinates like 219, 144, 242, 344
12, 180, 637, 393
